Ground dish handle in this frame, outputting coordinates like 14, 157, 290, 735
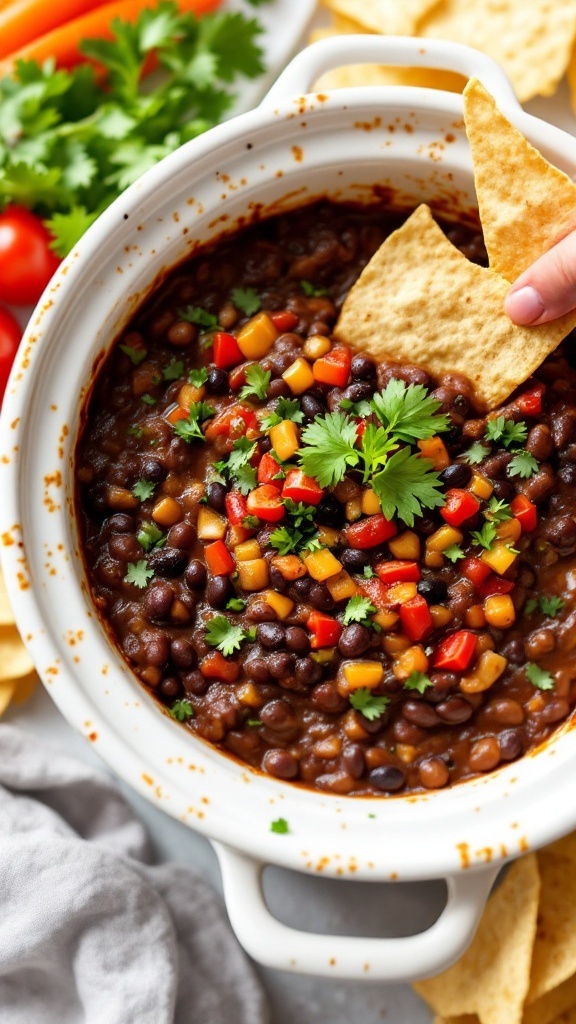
261, 35, 521, 114
214, 841, 500, 982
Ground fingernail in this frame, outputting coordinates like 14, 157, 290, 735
505, 285, 545, 325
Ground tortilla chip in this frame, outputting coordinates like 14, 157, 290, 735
420, 0, 576, 103
0, 566, 14, 625
463, 80, 576, 285
527, 836, 576, 1004
11, 671, 38, 705
413, 855, 539, 1024
568, 40, 576, 116
524, 975, 576, 1024
433, 1018, 480, 1024
0, 623, 34, 679
321, 0, 440, 35
334, 204, 572, 409
0, 679, 16, 715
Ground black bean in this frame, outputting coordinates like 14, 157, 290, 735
369, 765, 406, 792
260, 700, 296, 731
268, 652, 296, 679
262, 748, 298, 779
269, 566, 289, 594
300, 393, 325, 420
170, 637, 196, 669
492, 480, 516, 502
339, 548, 368, 573
558, 464, 576, 486
168, 522, 195, 549
417, 577, 447, 603
526, 424, 553, 461
245, 600, 277, 622
185, 559, 206, 589
436, 696, 473, 724
256, 622, 286, 649
338, 623, 372, 657
311, 681, 347, 713
402, 701, 440, 728
257, 526, 276, 549
294, 657, 322, 686
144, 581, 174, 619
289, 577, 312, 602
206, 482, 227, 513
206, 367, 229, 394
439, 463, 472, 488
315, 494, 345, 529
285, 626, 310, 655
499, 729, 524, 761
160, 676, 181, 699
205, 574, 233, 607
500, 638, 526, 664
147, 548, 188, 578
542, 514, 576, 549
482, 451, 512, 479
308, 582, 335, 611
183, 670, 209, 696
108, 533, 143, 562
342, 381, 373, 403
342, 744, 365, 779
351, 353, 376, 380
142, 631, 169, 666
244, 654, 271, 683
518, 464, 555, 504
140, 457, 167, 483
268, 378, 290, 399
104, 513, 134, 535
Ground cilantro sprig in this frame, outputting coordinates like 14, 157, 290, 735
169, 699, 194, 721
132, 479, 156, 502
239, 364, 271, 401
215, 438, 258, 495
269, 500, 320, 556
125, 560, 154, 589
349, 689, 390, 721
342, 595, 377, 627
231, 287, 261, 317
205, 616, 252, 657
524, 595, 565, 618
485, 416, 528, 449
371, 380, 450, 443
404, 671, 433, 694
526, 663, 554, 691
173, 402, 215, 443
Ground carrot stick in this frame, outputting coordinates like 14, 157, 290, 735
0, 0, 112, 59
0, 0, 222, 75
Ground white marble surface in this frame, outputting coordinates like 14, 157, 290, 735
6, 8, 576, 1023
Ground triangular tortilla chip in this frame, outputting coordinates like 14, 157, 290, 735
413, 855, 539, 1024
334, 204, 573, 409
420, 0, 576, 102
463, 79, 576, 283
320, 0, 440, 35
527, 835, 576, 1004
524, 973, 576, 1024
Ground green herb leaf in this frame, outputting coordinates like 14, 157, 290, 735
119, 342, 147, 365
371, 379, 450, 443
463, 442, 489, 465
526, 662, 554, 691
140, 393, 157, 406
270, 817, 289, 834
362, 565, 376, 578
163, 358, 184, 381
247, 718, 262, 726
526, 595, 565, 618
234, 464, 258, 495
507, 451, 539, 479
226, 597, 246, 612
124, 560, 154, 588
371, 448, 445, 528
261, 397, 304, 431
132, 479, 156, 501
349, 688, 390, 721
269, 500, 319, 556
242, 515, 260, 529
239, 364, 271, 401
205, 615, 248, 657
524, 597, 539, 616
484, 497, 513, 523
173, 401, 215, 443
178, 306, 218, 329
137, 521, 165, 552
485, 416, 528, 449
340, 397, 373, 417
443, 544, 465, 563
169, 699, 194, 721
189, 367, 209, 388
231, 286, 261, 316
404, 671, 433, 694
359, 422, 398, 482
470, 521, 497, 550
128, 425, 143, 438
300, 279, 328, 297
342, 595, 377, 626
299, 411, 360, 488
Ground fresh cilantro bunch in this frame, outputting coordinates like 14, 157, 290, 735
269, 500, 321, 556
214, 437, 258, 494
0, 3, 265, 254
482, 415, 539, 480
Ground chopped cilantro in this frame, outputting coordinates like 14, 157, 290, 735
525, 595, 565, 618
363, 565, 376, 579
242, 515, 260, 529
261, 397, 305, 431
507, 451, 539, 479
137, 521, 165, 552
231, 286, 261, 316
371, 448, 445, 528
526, 662, 554, 691
215, 438, 258, 495
300, 279, 328, 297
470, 521, 497, 550
163, 358, 184, 381
233, 464, 258, 495
484, 497, 513, 523
463, 441, 489, 465
140, 393, 157, 406
132, 479, 156, 502
404, 671, 433, 693
443, 544, 465, 563
247, 718, 262, 727
119, 343, 147, 365
173, 402, 215, 443
239, 364, 271, 401
189, 367, 209, 388
524, 597, 538, 616
340, 397, 373, 417
299, 411, 361, 488
270, 817, 289, 834
226, 597, 247, 612
178, 306, 218, 329
349, 688, 390, 721
359, 422, 398, 482
124, 560, 154, 588
127, 425, 143, 438
342, 595, 377, 626
205, 615, 248, 657
371, 379, 450, 443
169, 699, 194, 721
485, 416, 528, 449
269, 500, 320, 556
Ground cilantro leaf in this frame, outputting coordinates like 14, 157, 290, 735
140, 393, 157, 406
470, 521, 497, 550
340, 397, 373, 417
132, 479, 156, 501
443, 544, 465, 563
349, 688, 390, 721
261, 397, 304, 431
362, 565, 376, 578
226, 597, 246, 612
173, 401, 215, 443
463, 442, 489, 465
231, 286, 261, 316
507, 451, 539, 479
359, 422, 398, 482
485, 416, 528, 449
404, 671, 433, 694
524, 598, 538, 616
205, 615, 248, 657
178, 305, 218, 329
163, 358, 184, 381
124, 560, 154, 588
300, 279, 328, 297
270, 817, 289, 834
216, 438, 258, 493
239, 364, 271, 401
528, 595, 565, 618
119, 342, 147, 365
371, 379, 450, 443
371, 448, 445, 528
526, 662, 554, 691
45, 205, 98, 256
343, 595, 377, 626
299, 412, 360, 488
484, 497, 513, 523
269, 500, 319, 556
136, 521, 165, 551
189, 367, 209, 387
233, 464, 258, 495
169, 699, 194, 721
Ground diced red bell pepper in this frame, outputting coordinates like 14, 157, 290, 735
477, 576, 515, 599
434, 630, 476, 672
516, 383, 544, 417
441, 488, 481, 527
200, 650, 240, 682
269, 310, 298, 332
205, 539, 235, 576
307, 610, 343, 649
228, 362, 250, 390
347, 514, 397, 549
246, 484, 284, 522
312, 345, 352, 388
376, 560, 421, 585
399, 595, 432, 642
213, 332, 243, 369
510, 494, 537, 533
225, 491, 248, 526
281, 469, 323, 506
358, 576, 393, 611
204, 404, 258, 442
258, 452, 283, 486
461, 556, 492, 588
355, 418, 367, 440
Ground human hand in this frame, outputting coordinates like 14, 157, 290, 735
505, 228, 576, 325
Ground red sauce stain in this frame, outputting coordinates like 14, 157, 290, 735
445, 133, 456, 143
316, 93, 328, 102
10, 417, 20, 429
1, 456, 9, 465
142, 773, 154, 786
46, 664, 59, 676
328, 958, 336, 967
354, 116, 382, 132
519, 836, 529, 852
404, 123, 414, 133
88, 731, 98, 742
456, 841, 470, 868
291, 145, 304, 163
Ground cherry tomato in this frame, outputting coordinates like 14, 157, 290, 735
0, 206, 61, 306
0, 304, 22, 406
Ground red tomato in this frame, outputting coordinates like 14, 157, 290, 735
0, 304, 22, 405
0, 207, 61, 306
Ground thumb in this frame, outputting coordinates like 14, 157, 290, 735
505, 228, 576, 326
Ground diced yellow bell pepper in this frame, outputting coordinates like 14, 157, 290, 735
429, 604, 452, 628
426, 525, 463, 551
152, 497, 182, 527
341, 660, 384, 692
424, 551, 444, 569
325, 570, 358, 602
236, 682, 263, 707
372, 608, 399, 629
263, 590, 294, 620
417, 436, 450, 470
361, 488, 381, 515
460, 650, 508, 694
234, 539, 262, 561
484, 593, 516, 627
311, 648, 336, 664
236, 312, 278, 359
317, 525, 341, 548
270, 554, 307, 580
237, 558, 269, 591
177, 382, 205, 408
269, 419, 300, 460
345, 497, 363, 522
303, 335, 331, 361
386, 582, 418, 605
392, 644, 429, 680
469, 472, 494, 500
304, 548, 342, 581
496, 518, 522, 543
481, 541, 518, 575
197, 506, 227, 540
389, 530, 420, 560
282, 357, 315, 395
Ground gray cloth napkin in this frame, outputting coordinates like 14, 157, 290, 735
0, 724, 269, 1024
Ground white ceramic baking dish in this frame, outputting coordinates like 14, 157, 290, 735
2, 35, 576, 983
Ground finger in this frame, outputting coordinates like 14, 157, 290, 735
505, 229, 576, 326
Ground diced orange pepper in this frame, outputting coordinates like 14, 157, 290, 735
236, 312, 278, 359
269, 419, 300, 460
417, 436, 450, 470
